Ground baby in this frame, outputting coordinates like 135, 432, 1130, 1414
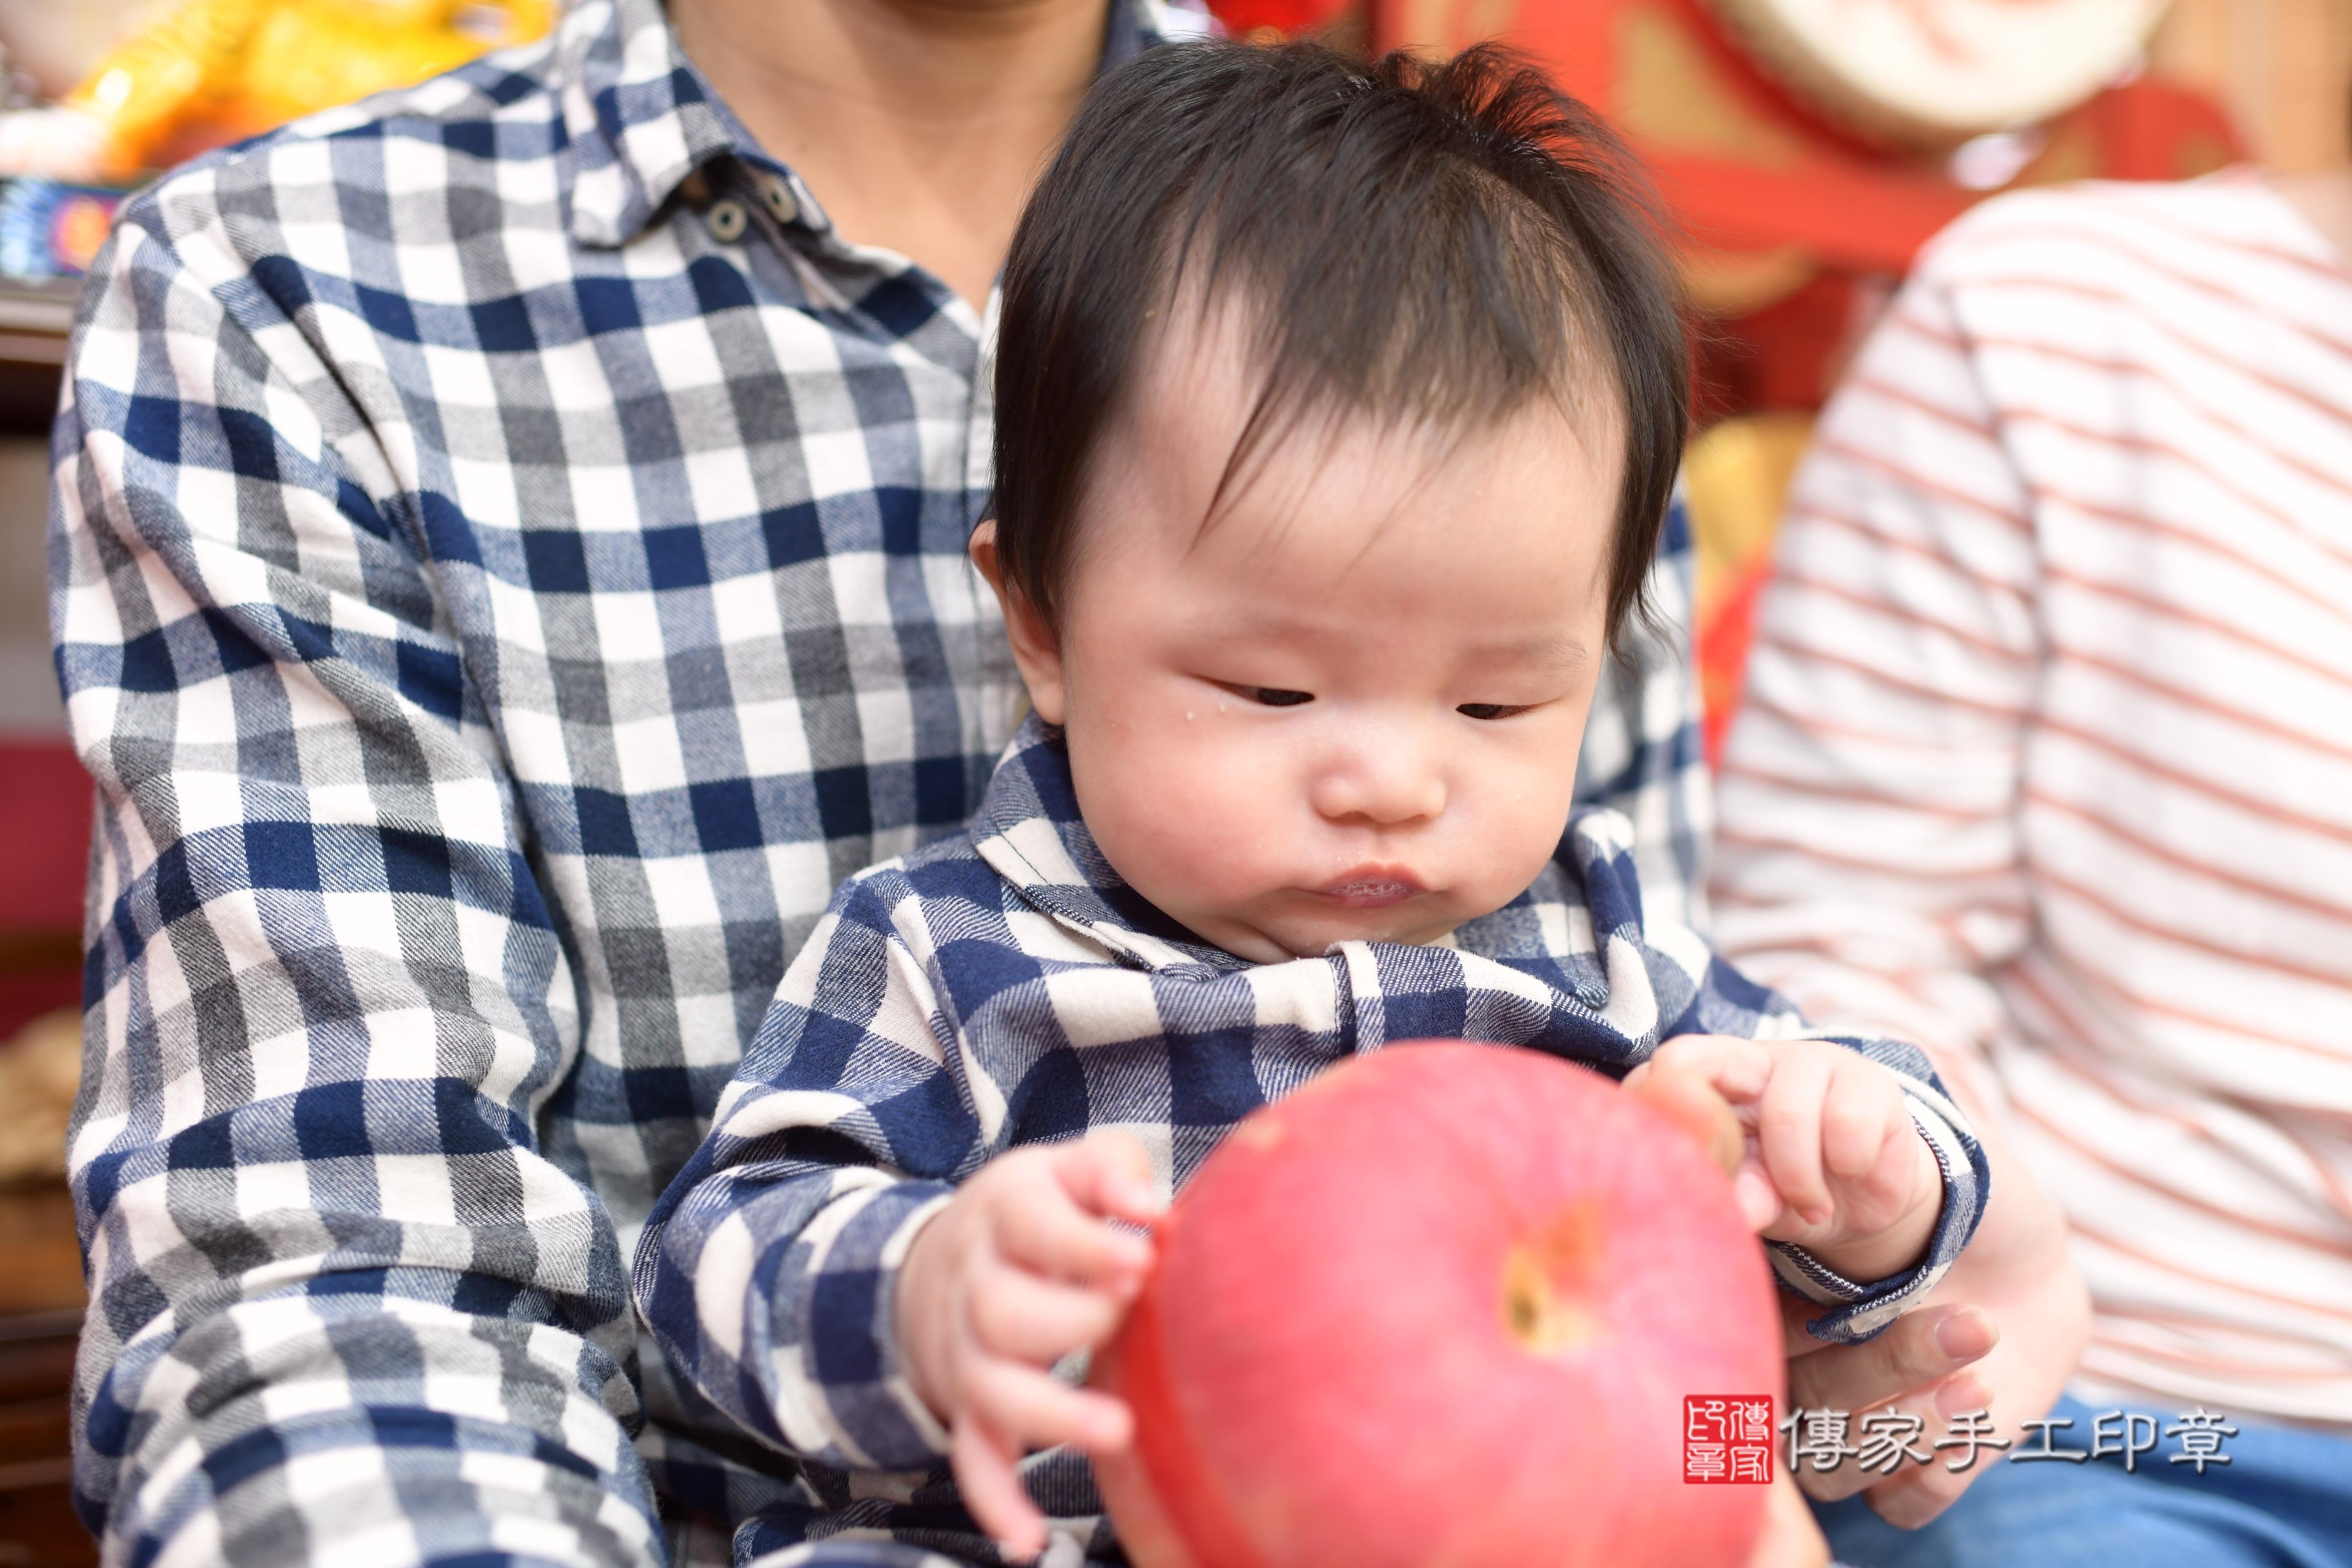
634, 39, 1986, 1568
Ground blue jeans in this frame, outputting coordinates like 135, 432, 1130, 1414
1816, 1398, 2352, 1568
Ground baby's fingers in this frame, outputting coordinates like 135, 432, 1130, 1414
969, 1263, 1131, 1362
966, 1357, 1134, 1455
953, 1411, 1047, 1562
1758, 1049, 1836, 1225
1820, 1056, 1908, 1184
1053, 1133, 1165, 1226
1626, 1040, 1756, 1176
1639, 1035, 1773, 1104
997, 1169, 1154, 1289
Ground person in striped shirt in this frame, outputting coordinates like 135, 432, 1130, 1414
1713, 147, 2352, 1565
635, 42, 1996, 1566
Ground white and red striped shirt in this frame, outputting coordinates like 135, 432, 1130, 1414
1713, 176, 2352, 1428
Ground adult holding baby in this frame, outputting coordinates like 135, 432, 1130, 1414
1712, 137, 2352, 1563
50, 1, 2036, 1566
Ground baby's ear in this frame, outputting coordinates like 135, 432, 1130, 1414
969, 520, 1068, 725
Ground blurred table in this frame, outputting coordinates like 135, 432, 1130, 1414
0, 263, 94, 1568
0, 1183, 91, 1567
0, 281, 71, 438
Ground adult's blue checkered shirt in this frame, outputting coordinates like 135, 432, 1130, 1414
50, 0, 1717, 1563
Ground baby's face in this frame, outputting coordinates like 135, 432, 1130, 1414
989, 305, 1620, 963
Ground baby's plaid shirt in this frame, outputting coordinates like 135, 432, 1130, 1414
634, 717, 1988, 1564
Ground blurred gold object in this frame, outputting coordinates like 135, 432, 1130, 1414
2153, 0, 2352, 174
1616, 2, 1808, 170
0, 1009, 80, 1187
1679, 244, 1820, 317
1684, 411, 1816, 760
0, 0, 553, 182
1685, 410, 1815, 628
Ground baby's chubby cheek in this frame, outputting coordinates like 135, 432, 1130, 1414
1064, 700, 1581, 961
1064, 701, 1300, 913
1454, 789, 1571, 906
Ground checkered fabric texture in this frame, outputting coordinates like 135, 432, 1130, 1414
45, 0, 1718, 1563
634, 717, 1988, 1565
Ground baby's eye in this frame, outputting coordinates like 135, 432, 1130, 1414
1457, 703, 1531, 721
1241, 687, 1314, 707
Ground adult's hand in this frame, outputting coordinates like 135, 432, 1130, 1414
1631, 1043, 2088, 1531
1782, 1117, 2090, 1528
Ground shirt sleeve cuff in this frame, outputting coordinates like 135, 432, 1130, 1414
1767, 1081, 1990, 1345
789, 1179, 957, 1468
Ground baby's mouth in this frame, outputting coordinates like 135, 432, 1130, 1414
1310, 868, 1427, 908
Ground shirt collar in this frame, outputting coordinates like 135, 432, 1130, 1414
971, 716, 1246, 973
970, 714, 1626, 992
557, 0, 1184, 250
557, 0, 736, 248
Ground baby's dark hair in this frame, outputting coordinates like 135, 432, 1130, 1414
990, 39, 1689, 644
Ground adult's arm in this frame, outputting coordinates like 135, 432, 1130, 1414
52, 197, 660, 1566
1710, 247, 2089, 1522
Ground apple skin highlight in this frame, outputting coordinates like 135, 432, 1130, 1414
1092, 1042, 1782, 1568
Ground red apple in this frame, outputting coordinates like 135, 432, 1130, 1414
1092, 1041, 1782, 1568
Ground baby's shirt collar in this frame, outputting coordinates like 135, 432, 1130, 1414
969, 716, 1248, 974
966, 714, 1619, 979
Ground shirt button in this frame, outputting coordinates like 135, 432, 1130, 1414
706, 198, 748, 242
761, 176, 799, 226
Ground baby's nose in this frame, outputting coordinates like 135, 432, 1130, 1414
1310, 753, 1447, 826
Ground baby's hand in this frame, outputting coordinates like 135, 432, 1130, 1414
896, 1133, 1163, 1562
1626, 1036, 1942, 1284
